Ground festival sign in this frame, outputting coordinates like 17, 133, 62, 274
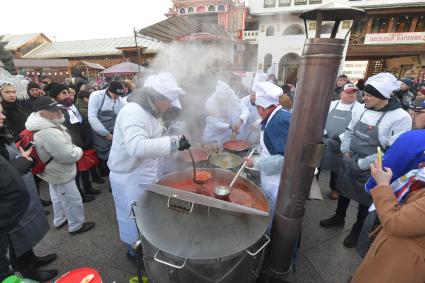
364, 32, 425, 45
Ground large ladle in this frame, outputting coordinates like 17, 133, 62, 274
214, 149, 255, 199
186, 148, 209, 185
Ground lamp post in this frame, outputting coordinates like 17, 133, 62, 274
263, 3, 366, 280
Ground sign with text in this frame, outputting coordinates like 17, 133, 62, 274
364, 32, 425, 45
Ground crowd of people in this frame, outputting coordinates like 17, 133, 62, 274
0, 67, 424, 283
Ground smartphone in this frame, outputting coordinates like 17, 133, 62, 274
377, 146, 382, 168
23, 141, 35, 151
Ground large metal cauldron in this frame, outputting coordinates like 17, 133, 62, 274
133, 170, 270, 283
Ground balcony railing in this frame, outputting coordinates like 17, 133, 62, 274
243, 31, 259, 42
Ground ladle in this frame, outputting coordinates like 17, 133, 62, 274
187, 148, 209, 185
214, 149, 255, 199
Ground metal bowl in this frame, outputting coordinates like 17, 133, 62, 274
209, 152, 243, 170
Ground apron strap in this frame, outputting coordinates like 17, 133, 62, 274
98, 91, 107, 116
334, 100, 340, 110
375, 111, 388, 128
349, 102, 355, 112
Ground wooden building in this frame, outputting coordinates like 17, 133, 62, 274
23, 37, 163, 79
3, 33, 51, 58
347, 4, 425, 79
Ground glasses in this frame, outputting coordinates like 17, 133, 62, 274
413, 110, 425, 117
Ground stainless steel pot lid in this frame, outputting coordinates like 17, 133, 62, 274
134, 191, 269, 260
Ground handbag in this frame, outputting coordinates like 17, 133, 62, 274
77, 149, 100, 172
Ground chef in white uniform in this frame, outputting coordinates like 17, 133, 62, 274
108, 73, 190, 258
202, 80, 249, 144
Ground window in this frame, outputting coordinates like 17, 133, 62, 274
179, 8, 186, 14
352, 18, 366, 35
188, 7, 194, 13
282, 24, 304, 35
218, 4, 225, 11
266, 26, 275, 36
196, 6, 205, 13
321, 23, 333, 34
372, 18, 388, 33
394, 17, 412, 33
294, 0, 307, 5
264, 0, 276, 8
309, 0, 322, 3
208, 5, 216, 12
264, 54, 272, 72
279, 0, 291, 6
416, 17, 425, 32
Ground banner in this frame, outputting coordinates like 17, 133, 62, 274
364, 32, 425, 45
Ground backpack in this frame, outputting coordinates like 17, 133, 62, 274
15, 129, 53, 175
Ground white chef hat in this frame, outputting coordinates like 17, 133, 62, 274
253, 81, 283, 108
214, 80, 236, 102
144, 72, 185, 109
250, 71, 270, 91
364, 72, 401, 99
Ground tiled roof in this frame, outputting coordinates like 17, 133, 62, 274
23, 37, 163, 59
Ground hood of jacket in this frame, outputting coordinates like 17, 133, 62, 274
368, 96, 402, 112
25, 112, 65, 132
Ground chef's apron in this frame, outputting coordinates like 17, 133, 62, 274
337, 110, 387, 205
6, 144, 49, 257
259, 106, 282, 218
110, 115, 164, 246
92, 92, 117, 160
321, 101, 355, 172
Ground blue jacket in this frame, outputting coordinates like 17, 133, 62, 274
261, 108, 292, 155
365, 129, 425, 192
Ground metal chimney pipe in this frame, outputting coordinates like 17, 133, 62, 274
266, 37, 346, 275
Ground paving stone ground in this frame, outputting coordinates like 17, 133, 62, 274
34, 170, 361, 283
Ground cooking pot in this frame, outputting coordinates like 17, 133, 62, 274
223, 140, 250, 154
133, 190, 270, 283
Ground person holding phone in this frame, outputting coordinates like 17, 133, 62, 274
351, 160, 425, 283
0, 103, 58, 282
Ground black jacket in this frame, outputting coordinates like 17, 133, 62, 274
0, 155, 29, 234
0, 127, 32, 174
1, 101, 28, 140
61, 107, 91, 150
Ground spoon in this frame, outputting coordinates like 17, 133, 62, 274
214, 149, 255, 199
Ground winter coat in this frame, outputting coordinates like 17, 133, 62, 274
1, 100, 28, 139
75, 98, 88, 120
0, 155, 29, 235
0, 132, 49, 257
351, 185, 425, 283
341, 97, 412, 170
19, 96, 39, 116
25, 112, 83, 184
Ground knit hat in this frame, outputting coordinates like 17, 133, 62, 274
107, 80, 125, 96
26, 81, 41, 95
401, 78, 413, 86
46, 83, 68, 98
364, 72, 400, 99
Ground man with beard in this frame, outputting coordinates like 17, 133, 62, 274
25, 96, 94, 234
46, 83, 100, 202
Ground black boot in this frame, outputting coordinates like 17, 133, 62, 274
319, 215, 345, 228
82, 171, 101, 195
82, 194, 95, 203
91, 176, 105, 184
32, 253, 57, 268
21, 266, 58, 282
343, 226, 362, 248
40, 198, 52, 207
